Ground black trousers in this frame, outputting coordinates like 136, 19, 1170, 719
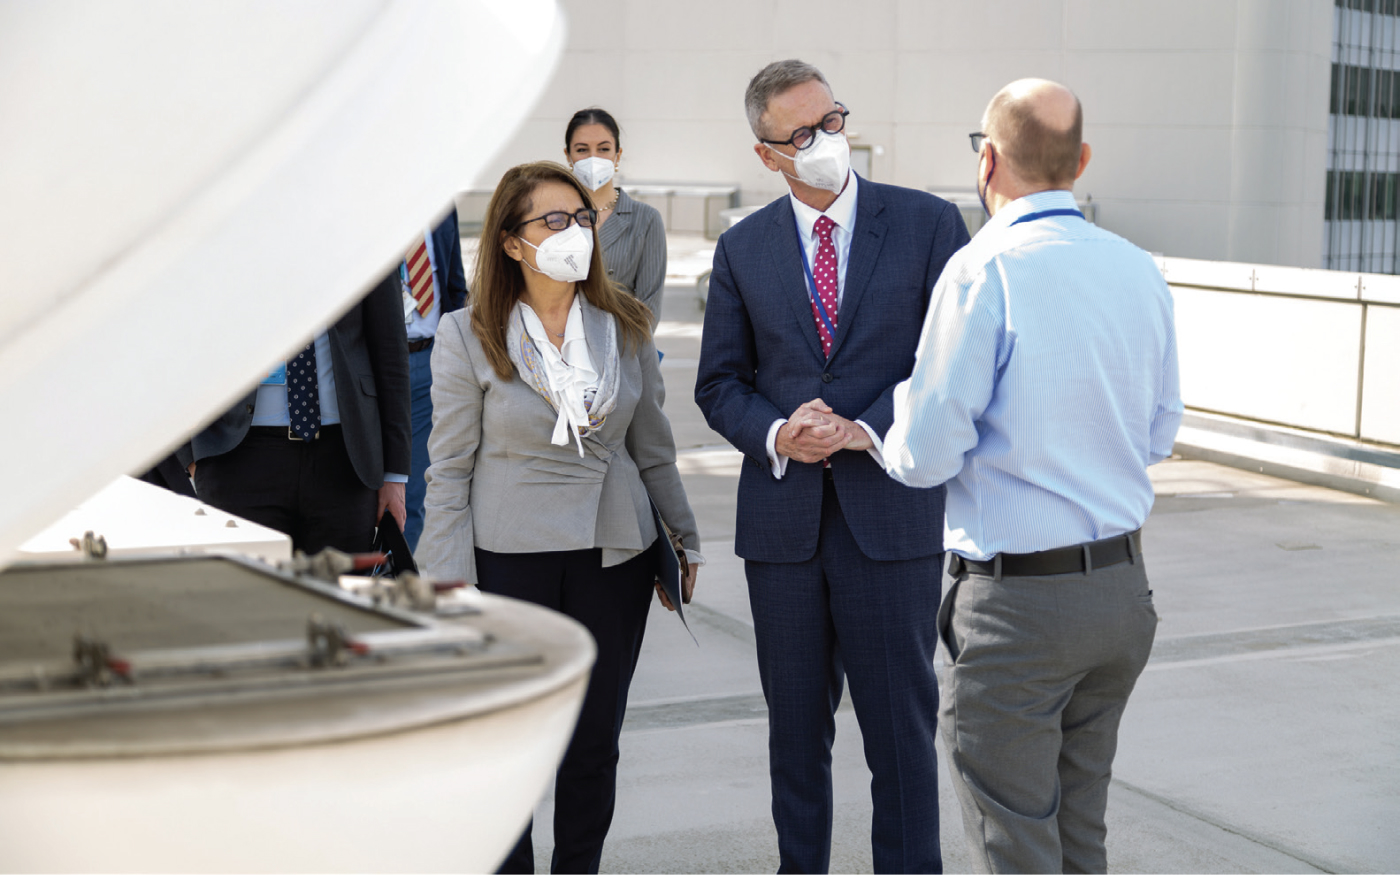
193, 425, 377, 555
476, 546, 656, 875
138, 452, 197, 499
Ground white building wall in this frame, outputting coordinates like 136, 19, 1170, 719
468, 0, 1332, 268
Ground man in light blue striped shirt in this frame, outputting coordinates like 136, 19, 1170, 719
880, 79, 1182, 873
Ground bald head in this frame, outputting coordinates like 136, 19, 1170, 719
983, 78, 1083, 190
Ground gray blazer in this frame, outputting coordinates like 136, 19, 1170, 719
599, 189, 667, 329
416, 297, 698, 584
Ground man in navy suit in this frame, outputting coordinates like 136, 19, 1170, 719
695, 60, 969, 874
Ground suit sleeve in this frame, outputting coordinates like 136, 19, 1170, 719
363, 271, 412, 476
853, 198, 972, 436
631, 208, 667, 329
625, 333, 700, 552
694, 234, 788, 465
415, 315, 482, 583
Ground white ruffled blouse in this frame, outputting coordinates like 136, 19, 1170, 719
518, 297, 598, 457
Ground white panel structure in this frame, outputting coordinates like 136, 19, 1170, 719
1172, 285, 1362, 434
1361, 304, 1400, 442
0, 1, 566, 570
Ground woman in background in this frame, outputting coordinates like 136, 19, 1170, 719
565, 107, 667, 328
418, 161, 700, 874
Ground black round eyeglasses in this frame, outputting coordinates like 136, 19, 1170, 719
515, 208, 597, 232
760, 103, 850, 151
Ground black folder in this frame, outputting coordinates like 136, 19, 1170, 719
370, 510, 418, 577
650, 500, 695, 645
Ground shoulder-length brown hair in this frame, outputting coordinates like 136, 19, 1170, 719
470, 161, 652, 379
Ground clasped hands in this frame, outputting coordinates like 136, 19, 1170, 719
774, 398, 871, 464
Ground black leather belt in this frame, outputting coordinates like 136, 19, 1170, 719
407, 337, 434, 353
248, 423, 340, 442
950, 529, 1142, 579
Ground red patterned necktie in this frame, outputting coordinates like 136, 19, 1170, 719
404, 234, 435, 317
810, 215, 839, 357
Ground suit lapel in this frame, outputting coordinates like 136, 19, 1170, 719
765, 200, 826, 363
828, 176, 885, 362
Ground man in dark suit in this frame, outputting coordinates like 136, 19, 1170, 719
180, 272, 411, 555
400, 207, 468, 552
695, 60, 969, 874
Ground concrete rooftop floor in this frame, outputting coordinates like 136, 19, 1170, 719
492, 234, 1400, 874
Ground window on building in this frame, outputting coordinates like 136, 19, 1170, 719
1337, 0, 1400, 15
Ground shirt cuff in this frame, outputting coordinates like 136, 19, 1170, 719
855, 419, 885, 468
383, 473, 408, 484
684, 549, 706, 568
765, 419, 791, 479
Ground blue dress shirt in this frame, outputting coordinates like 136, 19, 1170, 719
252, 332, 341, 426
881, 190, 1182, 560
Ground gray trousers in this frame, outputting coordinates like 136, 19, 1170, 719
938, 557, 1158, 874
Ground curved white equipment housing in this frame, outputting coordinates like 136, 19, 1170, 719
0, 0, 565, 569
0, 4, 594, 872
0, 563, 595, 873
1, 676, 587, 873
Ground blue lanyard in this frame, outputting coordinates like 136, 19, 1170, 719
1011, 208, 1084, 226
795, 216, 837, 339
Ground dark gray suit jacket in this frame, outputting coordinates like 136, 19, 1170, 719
180, 272, 411, 489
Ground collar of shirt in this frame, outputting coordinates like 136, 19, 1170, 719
788, 171, 858, 301
518, 296, 596, 382
985, 188, 1080, 233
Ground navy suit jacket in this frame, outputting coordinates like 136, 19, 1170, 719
180, 272, 411, 490
431, 207, 468, 315
695, 176, 969, 563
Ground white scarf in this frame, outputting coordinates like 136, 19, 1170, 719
507, 296, 620, 457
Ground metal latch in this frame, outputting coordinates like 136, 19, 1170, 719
72, 635, 131, 687
306, 615, 369, 668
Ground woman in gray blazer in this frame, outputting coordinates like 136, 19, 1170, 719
418, 161, 699, 875
564, 107, 667, 328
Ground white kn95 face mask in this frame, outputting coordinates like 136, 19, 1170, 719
518, 222, 593, 283
571, 156, 616, 192
768, 130, 851, 194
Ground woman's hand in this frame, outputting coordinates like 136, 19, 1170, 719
655, 564, 698, 612
681, 563, 697, 604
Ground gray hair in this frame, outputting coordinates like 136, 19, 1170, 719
745, 59, 830, 140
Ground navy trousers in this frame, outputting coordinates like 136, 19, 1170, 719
403, 344, 434, 552
476, 546, 656, 875
746, 474, 943, 874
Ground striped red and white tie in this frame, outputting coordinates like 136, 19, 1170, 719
404, 234, 435, 317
